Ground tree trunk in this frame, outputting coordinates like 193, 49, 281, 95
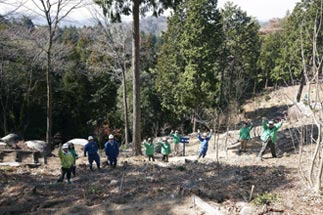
265, 70, 269, 89
219, 67, 225, 106
315, 138, 323, 192
308, 123, 321, 187
253, 73, 257, 95
192, 111, 196, 133
45, 40, 53, 162
122, 65, 129, 145
0, 62, 8, 135
132, 0, 141, 155
296, 71, 305, 102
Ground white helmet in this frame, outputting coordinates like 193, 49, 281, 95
109, 134, 114, 139
88, 136, 94, 140
202, 132, 207, 137
62, 143, 69, 149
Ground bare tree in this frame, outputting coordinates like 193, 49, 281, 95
87, 7, 132, 145
298, 0, 323, 193
30, 0, 83, 158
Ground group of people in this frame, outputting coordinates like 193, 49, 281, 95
83, 135, 120, 170
142, 135, 173, 163
143, 135, 173, 162
238, 117, 284, 160
143, 129, 214, 162
57, 134, 119, 183
57, 117, 284, 183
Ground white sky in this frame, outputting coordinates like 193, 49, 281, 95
0, 0, 300, 23
218, 0, 299, 21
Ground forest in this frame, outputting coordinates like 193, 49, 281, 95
3, 0, 323, 214
0, 0, 321, 148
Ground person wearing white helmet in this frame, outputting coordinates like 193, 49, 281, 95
57, 143, 74, 183
197, 129, 213, 159
84, 136, 101, 171
104, 134, 119, 168
257, 117, 284, 161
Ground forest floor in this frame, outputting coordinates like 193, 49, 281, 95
1, 85, 323, 215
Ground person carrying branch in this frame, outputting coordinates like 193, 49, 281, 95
84, 136, 101, 171
105, 134, 119, 168
197, 129, 213, 159
158, 137, 171, 162
257, 117, 284, 161
170, 130, 181, 155
239, 121, 253, 153
143, 138, 155, 161
57, 143, 74, 183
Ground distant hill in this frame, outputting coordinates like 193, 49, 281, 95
139, 16, 167, 35
259, 18, 283, 34
109, 16, 168, 36
8, 12, 168, 36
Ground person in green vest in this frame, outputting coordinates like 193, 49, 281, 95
239, 121, 253, 153
158, 137, 171, 162
170, 130, 181, 155
68, 142, 78, 176
143, 138, 155, 161
257, 117, 284, 161
57, 143, 74, 183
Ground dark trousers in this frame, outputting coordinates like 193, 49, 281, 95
71, 165, 76, 176
89, 154, 100, 170
108, 157, 117, 167
258, 139, 277, 158
162, 154, 168, 162
58, 167, 71, 182
148, 155, 155, 161
198, 151, 207, 159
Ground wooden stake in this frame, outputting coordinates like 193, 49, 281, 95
249, 185, 255, 202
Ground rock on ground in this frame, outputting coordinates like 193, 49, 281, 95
1, 134, 22, 146
65, 138, 88, 146
25, 140, 47, 152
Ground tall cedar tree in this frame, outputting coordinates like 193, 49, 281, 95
220, 2, 260, 105
95, 0, 181, 154
156, 0, 223, 130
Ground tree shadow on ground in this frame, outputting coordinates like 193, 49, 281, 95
244, 105, 290, 124
0, 157, 294, 215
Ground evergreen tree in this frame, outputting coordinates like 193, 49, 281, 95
156, 0, 223, 131
95, 0, 181, 154
220, 2, 260, 106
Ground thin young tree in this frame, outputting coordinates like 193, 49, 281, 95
31, 0, 83, 157
297, 0, 323, 193
87, 8, 132, 145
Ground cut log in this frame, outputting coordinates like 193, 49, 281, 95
226, 141, 241, 149
192, 195, 225, 215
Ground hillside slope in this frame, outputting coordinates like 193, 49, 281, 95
1, 85, 323, 215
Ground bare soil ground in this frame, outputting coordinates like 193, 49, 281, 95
1, 85, 323, 215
